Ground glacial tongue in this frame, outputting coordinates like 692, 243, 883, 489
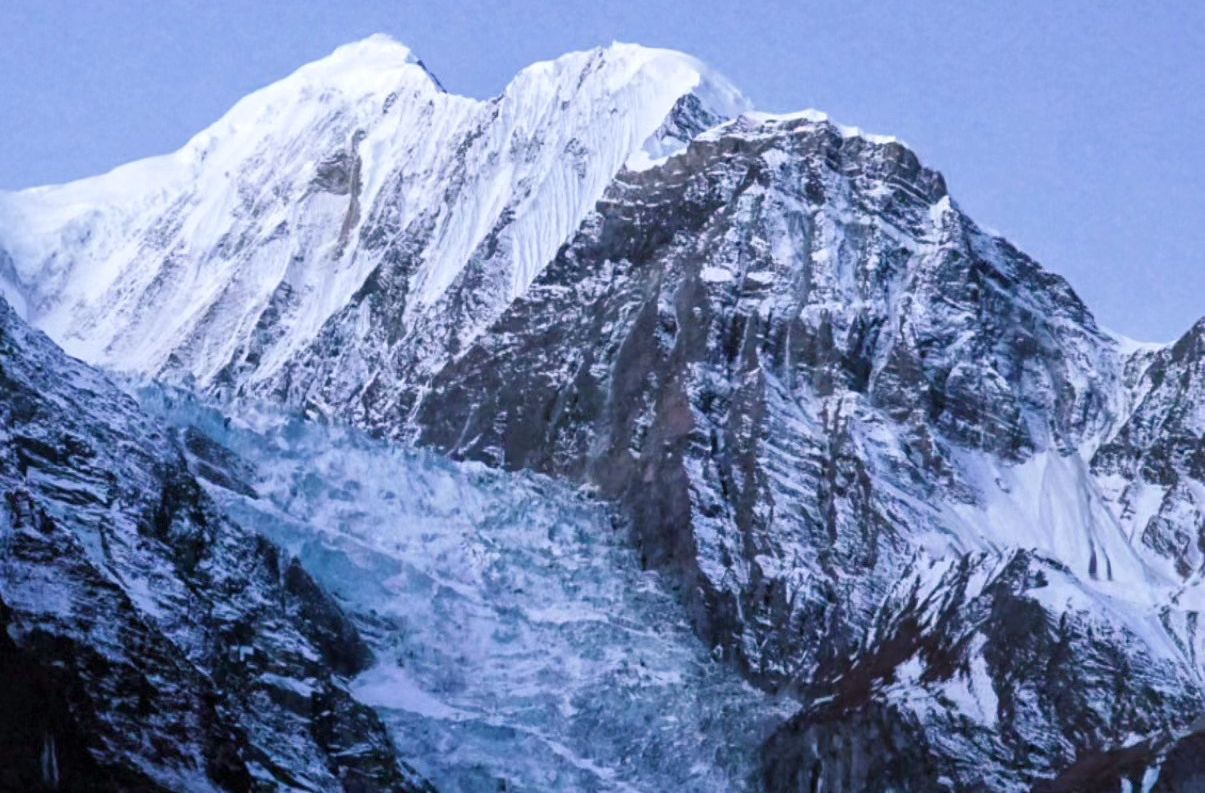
136, 384, 787, 792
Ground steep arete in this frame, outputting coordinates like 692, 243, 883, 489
0, 35, 747, 409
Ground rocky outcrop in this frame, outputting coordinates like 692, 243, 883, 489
0, 298, 432, 792
1094, 319, 1204, 579
763, 550, 1202, 791
1032, 723, 1205, 793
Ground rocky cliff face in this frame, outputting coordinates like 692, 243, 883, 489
761, 550, 1201, 792
0, 299, 431, 792
1, 37, 1202, 792
1093, 320, 1204, 581
409, 113, 1205, 789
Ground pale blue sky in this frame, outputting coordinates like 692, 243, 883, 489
1, 0, 1201, 341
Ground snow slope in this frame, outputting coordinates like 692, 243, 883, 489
0, 35, 747, 391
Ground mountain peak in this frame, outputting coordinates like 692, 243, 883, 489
305, 34, 447, 92
505, 40, 748, 113
0, 35, 753, 381
329, 32, 417, 61
271, 33, 440, 96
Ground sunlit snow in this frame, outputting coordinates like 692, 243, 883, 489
0, 36, 749, 391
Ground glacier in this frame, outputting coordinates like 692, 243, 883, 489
135, 385, 790, 791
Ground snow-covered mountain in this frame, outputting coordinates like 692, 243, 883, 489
0, 35, 745, 413
0, 299, 431, 792
2, 35, 1203, 792
410, 110, 1205, 790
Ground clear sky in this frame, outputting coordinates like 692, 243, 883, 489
2, 0, 1201, 341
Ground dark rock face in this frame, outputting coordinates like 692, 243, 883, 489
1032, 724, 1205, 793
1093, 319, 1205, 579
0, 299, 431, 792
408, 116, 1205, 789
761, 700, 945, 793
413, 116, 1114, 670
765, 550, 1202, 792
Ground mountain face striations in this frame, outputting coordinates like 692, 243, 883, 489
1, 35, 1202, 792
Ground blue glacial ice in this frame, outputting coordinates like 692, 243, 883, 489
137, 387, 788, 792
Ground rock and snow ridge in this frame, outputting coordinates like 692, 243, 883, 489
406, 107, 1205, 789
1, 34, 1204, 792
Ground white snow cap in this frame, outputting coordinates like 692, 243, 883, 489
254, 32, 433, 94
0, 36, 755, 382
